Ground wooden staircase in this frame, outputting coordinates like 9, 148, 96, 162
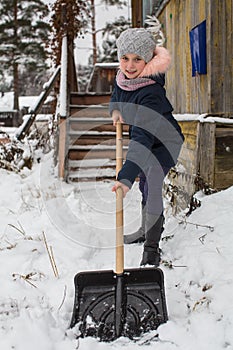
66, 92, 129, 182
56, 30, 128, 183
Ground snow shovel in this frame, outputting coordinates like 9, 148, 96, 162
70, 122, 168, 341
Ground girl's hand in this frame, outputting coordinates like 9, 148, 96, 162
112, 181, 129, 198
112, 110, 124, 126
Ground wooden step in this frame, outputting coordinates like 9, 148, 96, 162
67, 158, 117, 182
70, 105, 110, 118
69, 118, 129, 133
69, 117, 113, 132
68, 169, 115, 182
70, 92, 111, 105
68, 131, 129, 146
68, 158, 116, 170
68, 145, 128, 161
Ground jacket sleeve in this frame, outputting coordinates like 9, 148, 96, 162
109, 80, 120, 116
117, 124, 157, 188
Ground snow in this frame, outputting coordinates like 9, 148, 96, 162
13, 114, 32, 139
0, 92, 38, 112
0, 126, 17, 135
59, 36, 68, 117
0, 151, 233, 349
0, 92, 54, 113
174, 113, 233, 125
94, 63, 120, 68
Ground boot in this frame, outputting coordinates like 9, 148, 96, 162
140, 246, 161, 267
140, 214, 165, 267
124, 204, 146, 244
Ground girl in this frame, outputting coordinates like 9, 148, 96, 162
110, 27, 184, 266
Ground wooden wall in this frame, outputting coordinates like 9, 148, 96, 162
130, 0, 233, 212
88, 67, 118, 93
166, 119, 233, 212
213, 124, 233, 189
158, 0, 233, 115
210, 0, 233, 114
166, 119, 201, 211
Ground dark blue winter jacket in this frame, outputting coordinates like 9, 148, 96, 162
110, 74, 184, 188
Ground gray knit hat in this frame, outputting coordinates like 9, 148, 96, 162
116, 28, 156, 63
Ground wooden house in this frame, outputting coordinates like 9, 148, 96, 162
156, 0, 232, 116
52, 1, 232, 210
132, 0, 233, 211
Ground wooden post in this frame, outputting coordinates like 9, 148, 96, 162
58, 7, 68, 179
58, 117, 67, 179
198, 121, 216, 188
131, 0, 143, 27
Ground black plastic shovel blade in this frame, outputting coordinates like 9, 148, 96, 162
70, 267, 168, 341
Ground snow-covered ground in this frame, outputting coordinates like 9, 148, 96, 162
0, 152, 233, 349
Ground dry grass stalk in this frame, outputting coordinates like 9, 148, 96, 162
8, 222, 26, 237
58, 285, 67, 311
8, 222, 33, 240
12, 272, 38, 288
42, 231, 59, 278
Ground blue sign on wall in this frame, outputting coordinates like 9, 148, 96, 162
189, 20, 207, 76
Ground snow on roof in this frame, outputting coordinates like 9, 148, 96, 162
0, 92, 53, 112
0, 92, 36, 111
0, 92, 15, 111
94, 62, 119, 68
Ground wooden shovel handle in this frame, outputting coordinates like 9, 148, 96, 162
116, 122, 124, 274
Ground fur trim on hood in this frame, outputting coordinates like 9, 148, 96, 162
139, 46, 171, 78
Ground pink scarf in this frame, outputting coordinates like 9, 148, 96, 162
116, 70, 156, 91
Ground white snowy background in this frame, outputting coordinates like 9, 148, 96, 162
1, 1, 233, 349
75, 0, 131, 65
0, 143, 233, 349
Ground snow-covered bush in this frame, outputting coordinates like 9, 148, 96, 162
0, 118, 56, 172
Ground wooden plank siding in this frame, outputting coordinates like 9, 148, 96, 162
214, 125, 233, 189
166, 119, 233, 212
134, 1, 233, 211
152, 0, 233, 212
210, 0, 233, 114
158, 0, 233, 115
198, 121, 216, 187
165, 119, 200, 211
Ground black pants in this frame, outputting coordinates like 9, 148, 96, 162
138, 165, 170, 216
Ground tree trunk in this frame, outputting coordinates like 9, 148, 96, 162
91, 0, 97, 65
13, 61, 19, 110
13, 0, 19, 110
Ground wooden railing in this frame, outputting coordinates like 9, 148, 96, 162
15, 66, 60, 141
